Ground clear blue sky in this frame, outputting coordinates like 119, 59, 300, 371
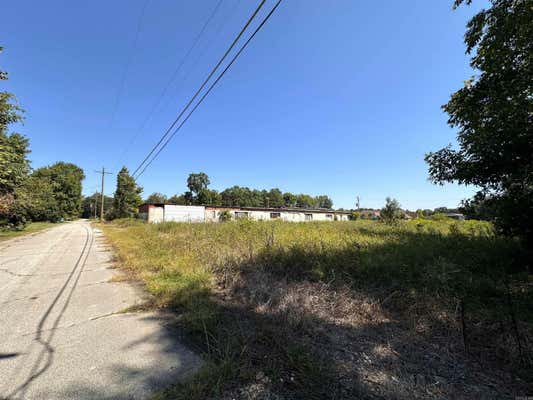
1, 0, 486, 210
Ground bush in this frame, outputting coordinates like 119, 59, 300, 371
349, 211, 360, 220
218, 210, 232, 222
380, 197, 403, 224
430, 212, 450, 221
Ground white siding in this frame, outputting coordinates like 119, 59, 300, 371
163, 205, 205, 223
247, 210, 270, 220
144, 205, 351, 223
148, 206, 164, 223
204, 208, 349, 222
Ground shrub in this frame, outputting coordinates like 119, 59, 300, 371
430, 212, 450, 221
380, 197, 403, 224
218, 210, 232, 222
349, 211, 360, 220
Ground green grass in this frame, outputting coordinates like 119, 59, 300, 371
102, 218, 532, 399
0, 221, 58, 242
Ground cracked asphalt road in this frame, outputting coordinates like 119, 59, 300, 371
0, 220, 200, 399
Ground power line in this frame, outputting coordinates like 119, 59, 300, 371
108, 0, 151, 128
125, 0, 242, 166
116, 0, 224, 168
135, 0, 283, 179
131, 0, 267, 177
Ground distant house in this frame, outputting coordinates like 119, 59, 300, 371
138, 204, 351, 223
445, 213, 465, 220
358, 209, 380, 220
404, 211, 417, 220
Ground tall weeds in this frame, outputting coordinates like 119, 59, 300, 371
103, 218, 532, 399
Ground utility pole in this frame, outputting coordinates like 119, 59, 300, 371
93, 192, 98, 219
95, 167, 112, 221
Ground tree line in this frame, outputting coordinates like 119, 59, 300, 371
143, 172, 334, 209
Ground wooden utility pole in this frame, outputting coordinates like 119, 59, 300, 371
93, 191, 98, 219
95, 167, 112, 221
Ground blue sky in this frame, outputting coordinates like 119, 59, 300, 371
1, 0, 485, 210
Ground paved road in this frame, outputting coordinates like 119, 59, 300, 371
0, 220, 200, 399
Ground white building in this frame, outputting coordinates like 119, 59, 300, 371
138, 204, 351, 223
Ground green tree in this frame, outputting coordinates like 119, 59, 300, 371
113, 167, 143, 219
0, 132, 29, 195
380, 197, 403, 225
221, 186, 250, 207
0, 46, 30, 227
296, 194, 315, 208
145, 192, 167, 204
283, 192, 297, 208
187, 172, 210, 197
422, 209, 433, 217
183, 191, 194, 205
316, 195, 333, 209
81, 192, 114, 219
168, 194, 188, 205
459, 192, 494, 221
425, 0, 533, 245
434, 207, 459, 214
250, 189, 264, 207
16, 175, 61, 222
197, 189, 221, 206
266, 188, 283, 208
31, 162, 85, 220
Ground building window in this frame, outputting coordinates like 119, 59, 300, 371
326, 214, 333, 220
305, 213, 313, 221
235, 211, 249, 219
270, 212, 281, 219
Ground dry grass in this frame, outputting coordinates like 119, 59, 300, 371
101, 218, 533, 400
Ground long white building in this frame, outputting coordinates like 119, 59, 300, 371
138, 204, 351, 223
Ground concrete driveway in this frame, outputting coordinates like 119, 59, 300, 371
0, 220, 200, 399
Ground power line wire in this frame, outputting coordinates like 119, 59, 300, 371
135, 0, 283, 179
131, 0, 267, 177
116, 0, 224, 168
125, 0, 242, 165
108, 0, 151, 127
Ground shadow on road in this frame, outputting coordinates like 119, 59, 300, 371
7, 226, 93, 399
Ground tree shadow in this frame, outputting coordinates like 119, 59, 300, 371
5, 225, 93, 400
38, 228, 532, 399
166, 229, 532, 399
0, 353, 20, 360
23, 312, 201, 400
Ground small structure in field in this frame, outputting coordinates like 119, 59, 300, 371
138, 204, 351, 223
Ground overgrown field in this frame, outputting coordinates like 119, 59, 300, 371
102, 219, 533, 400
